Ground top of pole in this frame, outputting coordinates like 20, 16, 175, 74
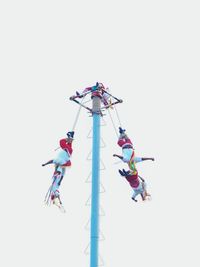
69, 82, 123, 114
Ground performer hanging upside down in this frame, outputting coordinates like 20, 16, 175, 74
118, 168, 151, 202
42, 131, 74, 211
113, 127, 154, 171
42, 131, 74, 169
71, 82, 112, 107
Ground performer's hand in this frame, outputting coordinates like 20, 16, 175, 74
118, 169, 125, 176
151, 158, 155, 161
113, 154, 117, 157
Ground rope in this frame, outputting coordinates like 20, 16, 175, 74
44, 185, 52, 205
71, 96, 86, 131
106, 88, 123, 137
106, 87, 123, 128
54, 97, 87, 151
108, 108, 118, 138
114, 104, 122, 127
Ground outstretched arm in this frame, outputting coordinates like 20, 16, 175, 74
42, 160, 54, 167
141, 157, 155, 161
113, 154, 123, 160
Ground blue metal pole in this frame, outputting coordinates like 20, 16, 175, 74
90, 96, 101, 267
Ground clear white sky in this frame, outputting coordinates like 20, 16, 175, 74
0, 1, 199, 266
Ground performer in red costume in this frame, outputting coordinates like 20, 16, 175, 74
42, 131, 74, 211
42, 131, 74, 170
118, 168, 151, 202
113, 127, 154, 171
